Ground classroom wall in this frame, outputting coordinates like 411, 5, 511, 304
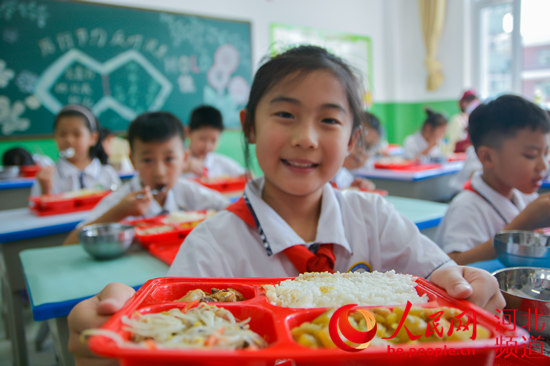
1, 0, 472, 165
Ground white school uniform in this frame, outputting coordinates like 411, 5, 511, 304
168, 177, 455, 278
80, 175, 230, 226
435, 172, 538, 254
332, 167, 355, 188
402, 132, 443, 161
30, 158, 120, 196
182, 152, 245, 179
448, 146, 482, 194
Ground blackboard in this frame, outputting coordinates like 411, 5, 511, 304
0, 0, 252, 137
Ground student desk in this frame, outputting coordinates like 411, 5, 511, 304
0, 171, 136, 211
355, 161, 463, 202
539, 179, 550, 193
0, 177, 34, 210
20, 245, 169, 366
385, 196, 448, 240
0, 208, 91, 366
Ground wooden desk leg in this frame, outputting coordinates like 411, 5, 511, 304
48, 317, 75, 366
1, 274, 28, 366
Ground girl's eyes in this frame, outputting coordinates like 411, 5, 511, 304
321, 118, 341, 125
274, 111, 294, 119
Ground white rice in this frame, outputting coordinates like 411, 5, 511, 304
263, 271, 428, 308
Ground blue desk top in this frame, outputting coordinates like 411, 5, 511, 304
467, 259, 505, 274
385, 196, 448, 230
0, 177, 34, 190
355, 161, 463, 182
20, 245, 169, 321
541, 180, 550, 189
0, 208, 90, 243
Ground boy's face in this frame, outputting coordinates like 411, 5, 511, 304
488, 128, 549, 194
188, 127, 221, 160
130, 136, 185, 193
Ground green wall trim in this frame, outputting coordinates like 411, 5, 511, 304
371, 99, 460, 144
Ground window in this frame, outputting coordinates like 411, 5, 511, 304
472, 0, 550, 107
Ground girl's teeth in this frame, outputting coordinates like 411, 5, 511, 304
288, 161, 314, 168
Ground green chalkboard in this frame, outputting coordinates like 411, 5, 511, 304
0, 0, 252, 137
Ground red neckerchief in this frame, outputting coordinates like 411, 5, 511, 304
226, 197, 335, 273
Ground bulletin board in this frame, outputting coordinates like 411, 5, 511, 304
0, 0, 252, 137
270, 23, 373, 107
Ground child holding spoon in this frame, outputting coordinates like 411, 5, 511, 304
63, 111, 230, 244
31, 105, 120, 196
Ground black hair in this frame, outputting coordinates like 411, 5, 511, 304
54, 104, 110, 165
127, 111, 185, 150
2, 147, 35, 166
468, 94, 550, 150
242, 45, 364, 171
362, 111, 383, 136
422, 107, 448, 130
189, 105, 224, 132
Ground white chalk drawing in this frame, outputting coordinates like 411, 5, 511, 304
207, 66, 231, 94
0, 59, 14, 88
0, 96, 30, 135
178, 74, 196, 93
16, 70, 38, 93
214, 44, 239, 74
34, 49, 172, 120
0, 0, 49, 29
203, 85, 240, 129
25, 95, 40, 110
227, 75, 250, 105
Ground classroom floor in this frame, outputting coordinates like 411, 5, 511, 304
0, 288, 58, 366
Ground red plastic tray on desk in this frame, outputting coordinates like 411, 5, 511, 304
194, 176, 247, 193
28, 190, 109, 216
88, 277, 529, 366
19, 165, 41, 177
374, 162, 442, 171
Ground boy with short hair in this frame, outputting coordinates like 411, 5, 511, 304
183, 105, 245, 178
64, 111, 230, 244
435, 94, 550, 264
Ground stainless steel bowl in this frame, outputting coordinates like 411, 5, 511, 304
0, 166, 20, 180
79, 223, 135, 260
493, 267, 550, 337
493, 231, 550, 268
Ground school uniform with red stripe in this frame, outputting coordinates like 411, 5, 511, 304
168, 177, 453, 278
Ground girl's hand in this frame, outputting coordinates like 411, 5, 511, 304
68, 283, 135, 366
36, 165, 55, 195
114, 187, 153, 218
429, 265, 505, 314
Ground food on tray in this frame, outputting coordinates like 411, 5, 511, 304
163, 210, 216, 224
262, 271, 428, 308
135, 225, 174, 235
86, 303, 267, 350
292, 305, 491, 348
175, 288, 245, 303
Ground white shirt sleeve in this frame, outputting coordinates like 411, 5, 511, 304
175, 178, 231, 211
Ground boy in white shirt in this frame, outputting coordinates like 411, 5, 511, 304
435, 94, 550, 264
64, 111, 229, 244
183, 105, 245, 178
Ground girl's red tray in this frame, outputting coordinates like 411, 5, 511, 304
29, 190, 110, 216
88, 277, 532, 366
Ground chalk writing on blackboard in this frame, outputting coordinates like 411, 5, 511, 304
0, 0, 251, 137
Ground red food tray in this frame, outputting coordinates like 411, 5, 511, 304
147, 241, 182, 264
374, 162, 442, 171
19, 165, 41, 177
194, 176, 247, 193
28, 190, 109, 216
128, 211, 210, 249
88, 277, 530, 366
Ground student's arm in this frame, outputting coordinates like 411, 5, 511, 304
68, 283, 135, 366
63, 188, 153, 245
35, 165, 55, 195
448, 193, 550, 264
